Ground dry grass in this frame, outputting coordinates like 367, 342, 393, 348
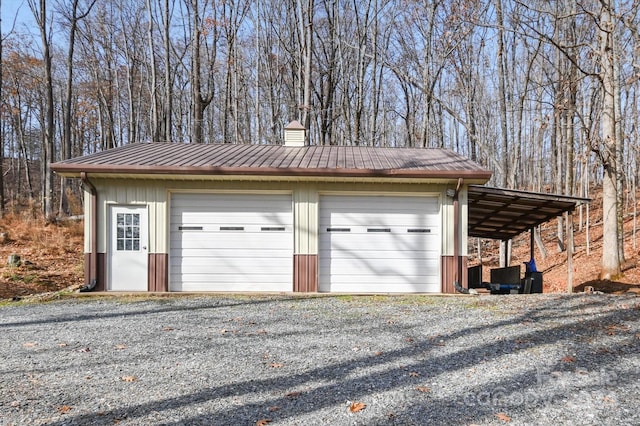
0, 213, 84, 299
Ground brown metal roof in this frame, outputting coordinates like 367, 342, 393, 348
468, 185, 590, 241
52, 144, 587, 240
51, 142, 493, 180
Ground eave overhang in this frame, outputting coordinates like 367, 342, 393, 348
52, 164, 493, 183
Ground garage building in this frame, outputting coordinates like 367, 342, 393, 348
52, 126, 493, 293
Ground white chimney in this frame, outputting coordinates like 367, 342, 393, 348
284, 120, 306, 146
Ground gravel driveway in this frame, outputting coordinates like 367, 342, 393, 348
1, 294, 639, 425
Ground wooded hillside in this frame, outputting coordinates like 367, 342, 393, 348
1, 0, 639, 278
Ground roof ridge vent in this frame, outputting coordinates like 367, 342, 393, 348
284, 120, 306, 147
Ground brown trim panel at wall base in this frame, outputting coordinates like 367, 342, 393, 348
84, 253, 105, 291
83, 253, 91, 286
294, 254, 318, 292
85, 252, 167, 292
148, 254, 168, 292
97, 253, 106, 291
441, 256, 468, 294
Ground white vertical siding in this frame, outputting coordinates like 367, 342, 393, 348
86, 177, 465, 293
294, 185, 318, 254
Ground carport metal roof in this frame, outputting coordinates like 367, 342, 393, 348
468, 185, 590, 241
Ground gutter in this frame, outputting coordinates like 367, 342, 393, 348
80, 172, 98, 292
452, 178, 471, 294
51, 164, 494, 181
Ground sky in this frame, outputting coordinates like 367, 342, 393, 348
1, 0, 36, 35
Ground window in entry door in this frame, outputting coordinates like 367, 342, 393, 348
116, 213, 140, 251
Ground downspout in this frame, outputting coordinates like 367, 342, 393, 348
80, 172, 98, 292
452, 178, 470, 294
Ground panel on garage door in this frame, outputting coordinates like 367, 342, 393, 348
170, 193, 293, 291
319, 195, 441, 293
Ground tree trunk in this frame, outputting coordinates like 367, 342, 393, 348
147, 0, 160, 142
0, 0, 6, 217
30, 0, 55, 220
495, 0, 508, 188
191, 0, 204, 144
599, 0, 621, 279
59, 0, 96, 215
534, 226, 548, 259
162, 0, 172, 142
298, 0, 313, 140
614, 29, 625, 264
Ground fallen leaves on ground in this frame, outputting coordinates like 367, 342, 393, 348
605, 324, 631, 335
495, 412, 511, 422
58, 405, 72, 414
349, 402, 366, 413
0, 216, 84, 300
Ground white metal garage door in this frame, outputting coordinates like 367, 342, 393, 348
170, 193, 293, 292
319, 195, 441, 293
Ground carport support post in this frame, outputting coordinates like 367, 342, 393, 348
530, 228, 534, 261
567, 212, 574, 293
502, 240, 509, 267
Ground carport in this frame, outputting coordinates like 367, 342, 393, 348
465, 185, 590, 293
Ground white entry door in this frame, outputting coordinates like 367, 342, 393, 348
109, 205, 148, 291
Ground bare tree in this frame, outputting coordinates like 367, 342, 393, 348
0, 0, 8, 216
162, 0, 174, 142
599, 0, 621, 279
296, 0, 313, 139
146, 0, 161, 142
0, 0, 639, 284
187, 0, 220, 144
57, 0, 96, 215
28, 0, 55, 220
495, 0, 509, 188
